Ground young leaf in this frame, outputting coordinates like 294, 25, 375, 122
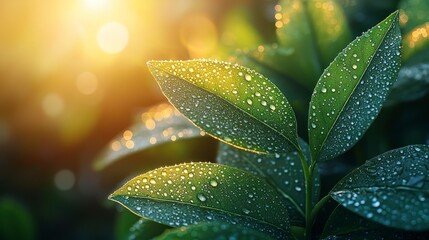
275, 0, 322, 87
216, 140, 320, 225
386, 63, 429, 105
307, 0, 352, 67
308, 11, 401, 162
93, 103, 204, 170
330, 145, 429, 231
109, 162, 292, 239
128, 218, 170, 240
154, 222, 274, 240
147, 60, 299, 154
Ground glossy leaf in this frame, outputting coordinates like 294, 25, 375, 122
330, 145, 429, 231
154, 222, 274, 240
386, 63, 429, 105
147, 60, 299, 154
128, 218, 170, 240
399, 0, 429, 34
307, 0, 352, 67
308, 11, 401, 162
109, 162, 292, 239
275, 0, 322, 88
402, 23, 429, 63
216, 140, 320, 225
94, 103, 204, 170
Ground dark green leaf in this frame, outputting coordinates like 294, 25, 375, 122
307, 0, 352, 67
308, 11, 401, 162
115, 210, 140, 240
399, 0, 429, 34
154, 222, 274, 240
275, 0, 322, 88
216, 140, 320, 225
94, 103, 203, 170
330, 145, 429, 231
147, 60, 299, 154
109, 162, 292, 239
321, 205, 381, 239
386, 63, 429, 105
0, 198, 36, 240
402, 23, 429, 63
128, 218, 170, 240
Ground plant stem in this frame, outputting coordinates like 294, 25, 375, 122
297, 150, 312, 240
310, 194, 331, 225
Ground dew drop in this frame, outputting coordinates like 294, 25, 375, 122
261, 101, 267, 106
311, 123, 316, 129
254, 91, 261, 97
246, 99, 253, 105
270, 105, 276, 111
372, 201, 380, 207
150, 179, 156, 184
210, 180, 218, 187
321, 87, 327, 93
242, 208, 250, 214
197, 193, 207, 202
245, 74, 252, 81
295, 186, 302, 192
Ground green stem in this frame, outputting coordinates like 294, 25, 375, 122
297, 150, 312, 240
310, 194, 331, 225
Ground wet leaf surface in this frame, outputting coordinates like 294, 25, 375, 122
128, 218, 170, 240
308, 11, 401, 162
148, 59, 299, 154
331, 145, 429, 231
94, 103, 203, 170
216, 140, 320, 225
110, 162, 292, 239
154, 222, 274, 240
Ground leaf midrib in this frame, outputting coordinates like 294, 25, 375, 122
315, 13, 397, 160
149, 62, 299, 153
110, 194, 289, 234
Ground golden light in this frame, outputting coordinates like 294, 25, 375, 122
97, 21, 129, 54
76, 72, 98, 95
42, 93, 65, 117
83, 0, 108, 11
180, 13, 218, 58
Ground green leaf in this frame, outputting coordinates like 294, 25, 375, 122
216, 139, 320, 225
321, 205, 381, 239
386, 63, 429, 105
330, 145, 429, 231
109, 162, 292, 239
307, 0, 352, 67
399, 0, 429, 34
115, 210, 140, 240
154, 222, 274, 240
275, 0, 322, 88
402, 23, 429, 63
128, 218, 170, 240
147, 59, 299, 154
308, 11, 401, 162
93, 103, 204, 170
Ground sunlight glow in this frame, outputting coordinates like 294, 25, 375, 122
76, 72, 98, 95
83, 0, 108, 11
97, 21, 129, 54
42, 93, 65, 117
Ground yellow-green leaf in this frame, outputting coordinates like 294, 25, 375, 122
148, 59, 299, 154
